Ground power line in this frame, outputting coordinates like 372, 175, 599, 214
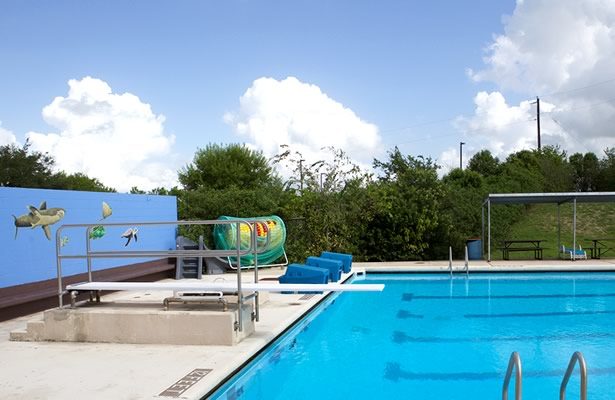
539, 76, 615, 99
381, 76, 615, 138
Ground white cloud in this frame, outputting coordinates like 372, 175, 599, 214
224, 76, 383, 175
0, 122, 17, 146
443, 92, 565, 171
26, 77, 177, 192
446, 0, 615, 169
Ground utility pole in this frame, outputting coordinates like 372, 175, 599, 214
459, 142, 465, 170
531, 96, 541, 150
299, 159, 305, 192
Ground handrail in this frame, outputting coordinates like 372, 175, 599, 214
449, 246, 453, 277
464, 245, 469, 277
560, 351, 587, 400
502, 351, 522, 400
55, 219, 266, 332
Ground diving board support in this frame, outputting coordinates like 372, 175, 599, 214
55, 218, 272, 332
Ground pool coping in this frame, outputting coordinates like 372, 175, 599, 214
3, 260, 615, 399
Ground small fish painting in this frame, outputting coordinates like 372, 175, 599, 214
60, 236, 70, 247
101, 201, 112, 220
121, 227, 138, 246
89, 225, 106, 240
13, 201, 65, 240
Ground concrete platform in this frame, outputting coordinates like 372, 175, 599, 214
10, 298, 256, 346
2, 261, 615, 400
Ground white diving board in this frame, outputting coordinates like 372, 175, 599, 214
66, 281, 385, 293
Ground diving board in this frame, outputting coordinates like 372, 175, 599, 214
66, 281, 384, 293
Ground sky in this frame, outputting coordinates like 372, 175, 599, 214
2, 0, 615, 191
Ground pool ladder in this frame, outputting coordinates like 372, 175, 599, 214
448, 246, 469, 277
501, 351, 587, 400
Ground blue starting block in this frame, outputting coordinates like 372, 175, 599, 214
278, 264, 328, 294
320, 251, 352, 273
278, 264, 329, 284
305, 256, 342, 282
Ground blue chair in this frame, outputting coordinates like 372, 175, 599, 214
320, 251, 352, 273
559, 245, 587, 260
305, 256, 342, 282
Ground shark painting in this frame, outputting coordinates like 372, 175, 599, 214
13, 201, 66, 240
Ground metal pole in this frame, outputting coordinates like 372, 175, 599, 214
449, 246, 453, 277
557, 203, 561, 255
86, 226, 92, 282
537, 97, 541, 150
56, 226, 64, 307
488, 198, 492, 262
253, 222, 259, 322
459, 142, 465, 170
464, 245, 469, 277
198, 235, 203, 279
531, 97, 541, 150
573, 198, 577, 259
299, 159, 304, 192
236, 222, 243, 332
481, 205, 485, 259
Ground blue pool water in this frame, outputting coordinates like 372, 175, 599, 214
207, 273, 615, 399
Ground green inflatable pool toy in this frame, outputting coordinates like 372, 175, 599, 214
213, 215, 286, 267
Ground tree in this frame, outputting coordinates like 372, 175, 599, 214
435, 168, 487, 258
569, 152, 599, 192
534, 146, 573, 192
177, 144, 284, 243
273, 147, 374, 261
0, 141, 54, 188
468, 150, 501, 177
51, 172, 115, 192
363, 147, 445, 261
597, 148, 615, 191
178, 144, 279, 190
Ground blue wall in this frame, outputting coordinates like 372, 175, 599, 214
1, 187, 177, 288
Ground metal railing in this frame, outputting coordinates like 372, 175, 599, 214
560, 351, 587, 400
55, 219, 271, 332
502, 351, 522, 400
448, 246, 470, 277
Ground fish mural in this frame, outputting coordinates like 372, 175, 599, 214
121, 227, 138, 246
101, 201, 112, 220
60, 236, 70, 247
89, 225, 106, 240
13, 201, 66, 240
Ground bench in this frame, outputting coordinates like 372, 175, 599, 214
499, 247, 544, 260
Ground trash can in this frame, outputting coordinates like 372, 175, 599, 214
466, 238, 482, 260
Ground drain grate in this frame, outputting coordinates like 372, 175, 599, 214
299, 294, 315, 300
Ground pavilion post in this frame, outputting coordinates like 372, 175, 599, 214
557, 203, 561, 255
488, 198, 491, 262
573, 198, 577, 258
481, 205, 485, 258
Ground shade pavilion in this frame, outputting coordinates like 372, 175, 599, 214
482, 192, 615, 261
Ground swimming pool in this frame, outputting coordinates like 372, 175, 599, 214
207, 273, 615, 399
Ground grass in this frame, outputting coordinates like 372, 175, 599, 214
492, 203, 615, 260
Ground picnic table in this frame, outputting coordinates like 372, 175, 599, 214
500, 239, 544, 260
585, 238, 615, 259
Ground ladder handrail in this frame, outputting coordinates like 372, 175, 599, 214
449, 246, 453, 277
502, 351, 522, 400
560, 351, 587, 400
464, 245, 469, 277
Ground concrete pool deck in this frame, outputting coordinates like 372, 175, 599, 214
2, 259, 615, 400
